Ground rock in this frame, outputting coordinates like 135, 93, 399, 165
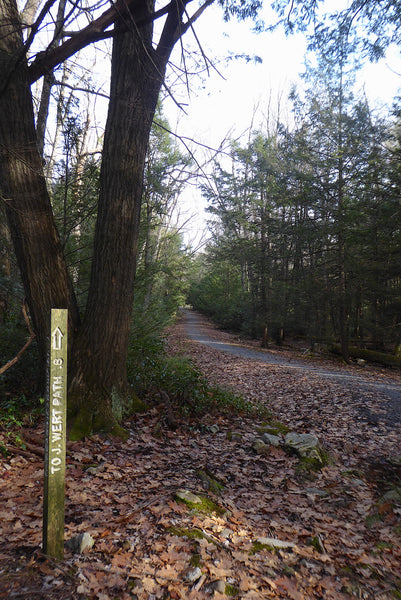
66, 532, 94, 553
304, 487, 329, 498
220, 528, 231, 539
252, 439, 270, 455
256, 426, 280, 435
176, 489, 202, 504
284, 432, 321, 459
261, 433, 282, 447
266, 567, 277, 578
308, 534, 327, 553
184, 566, 202, 583
86, 462, 107, 475
256, 537, 295, 550
197, 469, 224, 494
210, 580, 226, 593
382, 488, 401, 503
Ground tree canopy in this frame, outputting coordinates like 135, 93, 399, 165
272, 0, 401, 60
191, 43, 401, 359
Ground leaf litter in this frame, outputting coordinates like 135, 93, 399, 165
0, 312, 400, 599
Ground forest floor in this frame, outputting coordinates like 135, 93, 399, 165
1, 311, 401, 599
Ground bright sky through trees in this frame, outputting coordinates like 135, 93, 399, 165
35, 0, 401, 248
163, 3, 401, 247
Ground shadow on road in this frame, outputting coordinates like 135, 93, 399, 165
182, 309, 401, 426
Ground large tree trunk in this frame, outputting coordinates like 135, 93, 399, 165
0, 0, 80, 386
67, 7, 182, 438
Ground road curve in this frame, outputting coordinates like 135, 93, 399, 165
182, 309, 401, 426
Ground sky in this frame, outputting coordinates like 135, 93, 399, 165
166, 6, 306, 146
161, 3, 401, 248
61, 1, 401, 249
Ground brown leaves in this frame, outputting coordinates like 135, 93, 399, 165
1, 314, 401, 598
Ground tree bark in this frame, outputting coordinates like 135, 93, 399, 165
0, 0, 80, 386
0, 205, 11, 322
67, 2, 186, 437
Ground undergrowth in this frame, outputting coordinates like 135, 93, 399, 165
127, 334, 267, 418
0, 320, 43, 449
1, 320, 266, 436
0, 395, 45, 456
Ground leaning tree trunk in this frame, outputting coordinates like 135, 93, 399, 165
67, 8, 182, 438
0, 0, 80, 387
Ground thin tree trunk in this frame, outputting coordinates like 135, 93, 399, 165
0, 206, 11, 322
336, 57, 349, 363
35, 0, 67, 156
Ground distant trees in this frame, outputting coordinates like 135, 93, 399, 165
190, 65, 401, 358
134, 107, 193, 332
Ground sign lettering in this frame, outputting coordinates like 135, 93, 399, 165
43, 309, 68, 560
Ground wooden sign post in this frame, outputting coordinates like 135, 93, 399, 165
43, 309, 68, 559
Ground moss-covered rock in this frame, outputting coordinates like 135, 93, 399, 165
174, 489, 226, 516
226, 431, 243, 441
257, 420, 290, 436
175, 489, 203, 504
284, 432, 320, 458
253, 439, 270, 455
167, 526, 204, 540
225, 583, 240, 596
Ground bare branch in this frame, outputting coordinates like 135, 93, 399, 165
23, 0, 59, 56
27, 0, 189, 83
0, 302, 36, 376
53, 79, 110, 99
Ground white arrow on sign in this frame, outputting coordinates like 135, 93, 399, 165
52, 327, 64, 350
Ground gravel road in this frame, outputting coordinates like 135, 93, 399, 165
182, 309, 401, 426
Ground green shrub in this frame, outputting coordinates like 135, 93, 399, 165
158, 354, 208, 412
156, 353, 260, 416
127, 333, 167, 398
128, 332, 266, 418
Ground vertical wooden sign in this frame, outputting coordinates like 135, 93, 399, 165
43, 309, 68, 559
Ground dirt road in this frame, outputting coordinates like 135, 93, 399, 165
182, 309, 401, 426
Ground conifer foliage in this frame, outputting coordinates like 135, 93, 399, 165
191, 77, 401, 357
